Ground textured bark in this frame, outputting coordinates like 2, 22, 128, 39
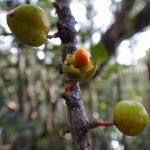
53, 0, 91, 149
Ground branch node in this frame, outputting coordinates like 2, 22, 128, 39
60, 126, 70, 137
61, 81, 80, 108
47, 33, 59, 39
62, 80, 75, 97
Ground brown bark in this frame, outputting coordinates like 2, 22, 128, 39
53, 0, 91, 149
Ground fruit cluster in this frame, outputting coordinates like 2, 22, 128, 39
62, 48, 96, 81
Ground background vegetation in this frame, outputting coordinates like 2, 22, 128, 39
0, 0, 150, 149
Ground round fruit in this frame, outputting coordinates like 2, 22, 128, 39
7, 4, 50, 46
113, 100, 149, 136
72, 48, 89, 68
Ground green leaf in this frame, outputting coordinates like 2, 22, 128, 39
91, 43, 109, 62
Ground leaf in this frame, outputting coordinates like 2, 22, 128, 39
91, 43, 109, 62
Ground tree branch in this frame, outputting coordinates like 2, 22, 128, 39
94, 1, 150, 77
53, 0, 91, 149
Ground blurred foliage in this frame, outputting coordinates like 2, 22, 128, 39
0, 0, 150, 150
91, 43, 109, 63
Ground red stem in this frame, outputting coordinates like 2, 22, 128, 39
97, 121, 114, 127
87, 121, 114, 130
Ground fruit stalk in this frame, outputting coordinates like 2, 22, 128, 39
61, 121, 114, 136
86, 121, 114, 130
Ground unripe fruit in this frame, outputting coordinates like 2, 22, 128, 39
72, 48, 89, 68
113, 100, 149, 136
7, 4, 50, 46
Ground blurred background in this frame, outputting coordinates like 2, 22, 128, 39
0, 0, 150, 149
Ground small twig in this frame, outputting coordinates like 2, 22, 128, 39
1, 32, 12, 36
47, 33, 59, 39
60, 126, 70, 137
61, 120, 114, 136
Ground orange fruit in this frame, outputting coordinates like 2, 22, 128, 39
72, 48, 89, 68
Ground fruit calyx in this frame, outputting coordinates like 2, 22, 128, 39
62, 48, 96, 81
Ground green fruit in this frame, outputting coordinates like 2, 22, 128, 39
113, 100, 149, 136
7, 4, 50, 46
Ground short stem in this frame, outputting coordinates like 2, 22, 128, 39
86, 120, 114, 130
61, 121, 114, 136
60, 126, 70, 136
47, 33, 59, 39
97, 121, 114, 127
